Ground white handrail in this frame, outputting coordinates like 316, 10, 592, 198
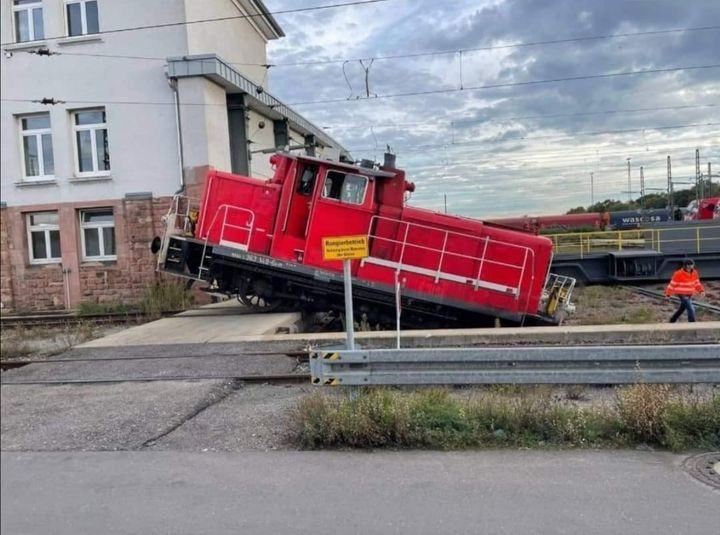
201, 204, 256, 250
364, 215, 536, 298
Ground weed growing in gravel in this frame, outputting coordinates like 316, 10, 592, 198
138, 280, 193, 318
290, 387, 719, 451
616, 384, 672, 442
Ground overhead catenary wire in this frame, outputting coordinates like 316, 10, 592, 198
407, 151, 714, 175
287, 63, 720, 105
375, 138, 719, 166
4, 65, 718, 110
4, 93, 715, 162
321, 103, 720, 131
0, 0, 394, 47
13, 24, 719, 68
347, 122, 720, 153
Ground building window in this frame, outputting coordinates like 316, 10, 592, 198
20, 113, 54, 180
27, 212, 61, 264
80, 209, 116, 260
322, 171, 368, 205
65, 0, 99, 37
72, 109, 110, 176
13, 0, 44, 42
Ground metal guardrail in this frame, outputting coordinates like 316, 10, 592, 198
310, 345, 720, 385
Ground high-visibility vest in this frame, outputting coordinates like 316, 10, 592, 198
665, 268, 704, 296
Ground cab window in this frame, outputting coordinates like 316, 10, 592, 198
322, 171, 368, 205
296, 164, 317, 196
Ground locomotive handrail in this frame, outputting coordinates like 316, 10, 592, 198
201, 204, 256, 250
363, 215, 536, 300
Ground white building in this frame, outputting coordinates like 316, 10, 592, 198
0, 0, 347, 312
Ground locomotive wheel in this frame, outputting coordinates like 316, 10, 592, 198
237, 292, 282, 311
236, 279, 282, 311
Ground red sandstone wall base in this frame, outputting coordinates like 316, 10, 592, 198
1, 196, 175, 314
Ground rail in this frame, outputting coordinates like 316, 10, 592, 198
546, 224, 720, 258
362, 215, 536, 299
310, 345, 720, 386
627, 286, 720, 315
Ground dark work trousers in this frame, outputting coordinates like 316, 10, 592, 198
670, 295, 697, 323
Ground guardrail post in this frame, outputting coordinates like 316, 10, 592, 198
696, 227, 701, 253
618, 231, 623, 251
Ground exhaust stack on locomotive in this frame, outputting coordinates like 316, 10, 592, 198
155, 153, 574, 327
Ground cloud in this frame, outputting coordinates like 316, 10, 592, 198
264, 0, 720, 217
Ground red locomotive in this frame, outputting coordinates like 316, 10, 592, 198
156, 153, 574, 327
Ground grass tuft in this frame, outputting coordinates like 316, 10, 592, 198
616, 384, 672, 442
138, 280, 193, 318
289, 387, 719, 451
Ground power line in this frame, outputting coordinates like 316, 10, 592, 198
321, 103, 720, 131
269, 25, 720, 67
287, 64, 720, 105
11, 24, 718, 67
348, 122, 720, 152
0, 97, 226, 107
408, 146, 717, 170
0, 0, 393, 47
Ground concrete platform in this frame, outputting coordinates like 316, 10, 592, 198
81, 320, 720, 352
80, 307, 303, 348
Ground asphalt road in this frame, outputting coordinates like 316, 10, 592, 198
2, 450, 718, 535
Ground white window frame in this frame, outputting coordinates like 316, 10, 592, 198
12, 0, 44, 43
64, 0, 99, 37
19, 113, 55, 181
79, 209, 116, 261
72, 108, 110, 177
26, 212, 61, 265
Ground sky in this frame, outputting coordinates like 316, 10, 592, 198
262, 0, 720, 218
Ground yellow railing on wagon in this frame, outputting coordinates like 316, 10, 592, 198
546, 224, 720, 258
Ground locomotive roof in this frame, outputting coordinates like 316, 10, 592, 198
281, 153, 397, 178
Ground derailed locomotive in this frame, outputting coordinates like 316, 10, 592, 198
154, 153, 574, 328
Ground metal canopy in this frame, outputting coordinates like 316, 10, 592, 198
166, 54, 349, 159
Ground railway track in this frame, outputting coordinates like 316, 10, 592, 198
2, 342, 718, 386
627, 286, 720, 314
0, 310, 183, 328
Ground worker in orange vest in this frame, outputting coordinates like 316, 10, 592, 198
665, 259, 705, 322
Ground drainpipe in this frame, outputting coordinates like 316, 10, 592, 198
168, 77, 185, 192
62, 266, 72, 310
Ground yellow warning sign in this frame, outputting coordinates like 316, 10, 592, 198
322, 235, 369, 261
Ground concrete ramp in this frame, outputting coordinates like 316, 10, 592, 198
80, 302, 302, 348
